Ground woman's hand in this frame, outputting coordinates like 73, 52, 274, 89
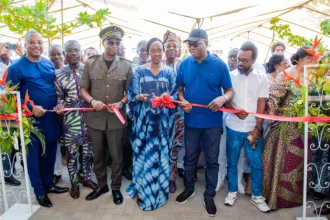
136, 94, 149, 102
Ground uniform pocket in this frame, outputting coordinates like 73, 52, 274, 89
91, 75, 103, 89
112, 75, 127, 85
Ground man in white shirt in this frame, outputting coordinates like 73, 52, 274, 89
224, 41, 270, 213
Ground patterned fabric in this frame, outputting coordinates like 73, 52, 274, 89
54, 65, 93, 185
163, 58, 181, 72
126, 66, 177, 210
165, 59, 184, 180
262, 73, 304, 210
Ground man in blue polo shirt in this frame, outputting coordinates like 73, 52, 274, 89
175, 28, 233, 217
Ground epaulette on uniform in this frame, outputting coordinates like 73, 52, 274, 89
87, 54, 101, 61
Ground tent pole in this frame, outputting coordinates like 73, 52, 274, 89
264, 31, 274, 63
61, 0, 64, 48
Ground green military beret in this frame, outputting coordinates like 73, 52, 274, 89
99, 26, 124, 40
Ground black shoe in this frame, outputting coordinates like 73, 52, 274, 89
112, 190, 123, 205
36, 194, 52, 208
169, 180, 176, 193
123, 170, 132, 181
177, 168, 184, 178
48, 185, 69, 194
5, 176, 21, 186
176, 189, 195, 204
204, 199, 217, 217
86, 186, 109, 201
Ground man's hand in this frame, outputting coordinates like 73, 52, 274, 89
32, 105, 46, 117
91, 100, 106, 111
248, 128, 260, 145
208, 96, 226, 112
107, 102, 121, 113
15, 42, 24, 56
234, 112, 249, 120
136, 94, 149, 102
53, 104, 65, 114
180, 101, 192, 113
0, 43, 8, 56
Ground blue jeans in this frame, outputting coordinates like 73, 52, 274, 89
183, 125, 222, 201
226, 127, 262, 196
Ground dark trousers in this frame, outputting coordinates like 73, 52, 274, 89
3, 153, 13, 177
27, 138, 57, 196
123, 119, 133, 171
88, 126, 125, 190
183, 125, 222, 201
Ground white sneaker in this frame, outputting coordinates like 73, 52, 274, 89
225, 192, 238, 206
250, 195, 271, 213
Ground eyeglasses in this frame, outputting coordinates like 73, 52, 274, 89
107, 40, 120, 46
139, 48, 147, 53
237, 57, 252, 64
187, 41, 199, 48
229, 55, 237, 60
65, 49, 80, 54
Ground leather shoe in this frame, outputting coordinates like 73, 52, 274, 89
177, 168, 184, 178
169, 180, 176, 193
112, 190, 123, 205
86, 186, 109, 201
123, 170, 132, 181
53, 175, 61, 184
5, 176, 21, 186
36, 194, 52, 208
48, 185, 69, 194
70, 184, 80, 199
82, 179, 97, 190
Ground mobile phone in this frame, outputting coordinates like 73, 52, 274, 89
6, 43, 16, 50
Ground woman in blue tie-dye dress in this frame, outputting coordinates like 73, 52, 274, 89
126, 38, 178, 211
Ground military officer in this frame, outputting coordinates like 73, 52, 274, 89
80, 25, 133, 205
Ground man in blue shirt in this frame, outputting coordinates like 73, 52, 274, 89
6, 30, 69, 208
175, 28, 233, 217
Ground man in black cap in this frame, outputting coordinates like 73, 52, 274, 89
80, 25, 133, 204
175, 28, 233, 217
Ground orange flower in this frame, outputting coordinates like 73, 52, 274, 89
281, 69, 301, 86
21, 90, 34, 114
303, 35, 326, 63
0, 68, 7, 87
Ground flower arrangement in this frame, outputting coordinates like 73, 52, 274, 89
281, 36, 330, 138
0, 69, 45, 155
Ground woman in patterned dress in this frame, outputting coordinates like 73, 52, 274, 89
126, 38, 177, 210
262, 46, 313, 210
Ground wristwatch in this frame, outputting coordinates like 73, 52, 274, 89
119, 101, 124, 109
255, 125, 263, 133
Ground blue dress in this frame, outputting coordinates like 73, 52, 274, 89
126, 66, 177, 211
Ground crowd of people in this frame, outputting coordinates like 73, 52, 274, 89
0, 24, 329, 217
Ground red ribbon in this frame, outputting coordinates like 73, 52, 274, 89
151, 95, 330, 123
2, 105, 126, 125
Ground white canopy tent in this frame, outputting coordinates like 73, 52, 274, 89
0, 0, 329, 62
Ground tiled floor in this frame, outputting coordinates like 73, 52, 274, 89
1, 167, 328, 220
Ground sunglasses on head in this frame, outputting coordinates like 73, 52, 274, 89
187, 41, 200, 48
107, 40, 121, 46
